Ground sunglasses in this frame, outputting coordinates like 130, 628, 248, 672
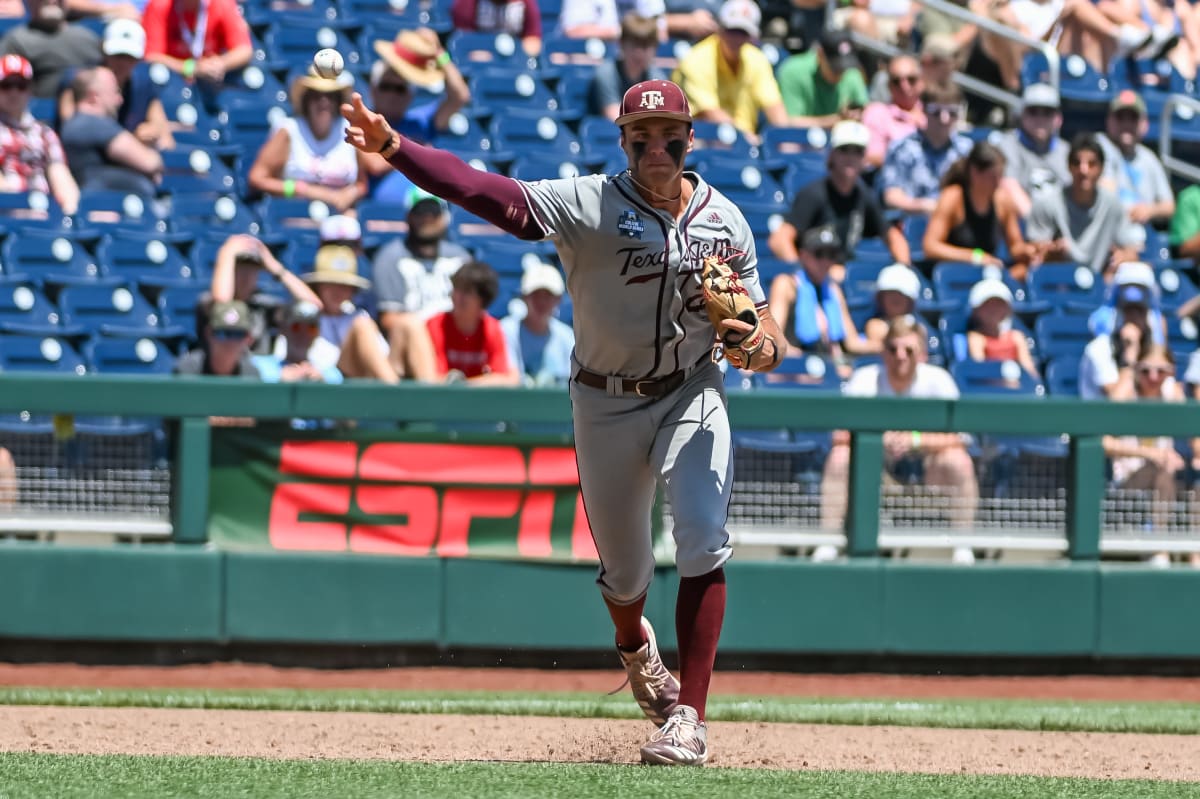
0, 80, 29, 92
376, 82, 410, 94
834, 144, 866, 156
889, 74, 919, 86
1024, 106, 1057, 117
926, 104, 960, 117
1136, 364, 1173, 377
211, 328, 246, 341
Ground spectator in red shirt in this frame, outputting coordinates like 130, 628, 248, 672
426, 260, 520, 385
0, 54, 78, 213
140, 0, 251, 86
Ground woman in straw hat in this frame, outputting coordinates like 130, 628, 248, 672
248, 68, 368, 214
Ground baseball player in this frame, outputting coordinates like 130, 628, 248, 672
342, 79, 787, 766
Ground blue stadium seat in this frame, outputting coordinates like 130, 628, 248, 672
689, 120, 756, 160
488, 273, 524, 318
83, 335, 177, 374
450, 205, 507, 240
761, 126, 829, 172
489, 110, 582, 160
159, 147, 238, 197
58, 283, 181, 338
541, 33, 611, 66
356, 198, 410, 240
950, 359, 1045, 396
687, 153, 786, 208
265, 22, 363, 79
551, 63, 597, 122
216, 64, 289, 111
351, 6, 453, 37
446, 31, 537, 70
1026, 262, 1104, 314
938, 310, 1037, 364
507, 155, 583, 182
170, 194, 263, 237
155, 284, 206, 335
1044, 356, 1080, 396
0, 191, 69, 236
1154, 261, 1199, 313
780, 161, 827, 198
245, 0, 339, 28
0, 334, 86, 374
220, 101, 289, 161
469, 67, 560, 120
436, 112, 512, 165
1, 232, 103, 287
1165, 313, 1200, 352
759, 354, 843, 390
257, 196, 334, 240
473, 238, 555, 276
158, 92, 226, 147
1034, 312, 1094, 361
75, 191, 170, 238
578, 114, 623, 169
95, 235, 197, 288
0, 277, 77, 336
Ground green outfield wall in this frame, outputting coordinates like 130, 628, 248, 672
0, 374, 1198, 662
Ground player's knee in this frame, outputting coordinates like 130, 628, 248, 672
596, 560, 655, 605
673, 524, 732, 578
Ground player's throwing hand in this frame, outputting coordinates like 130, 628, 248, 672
340, 93, 392, 153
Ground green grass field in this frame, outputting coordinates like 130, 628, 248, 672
3, 687, 1199, 798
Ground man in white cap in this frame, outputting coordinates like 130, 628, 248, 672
58, 18, 172, 150
769, 120, 909, 280
500, 261, 575, 386
992, 83, 1069, 217
672, 0, 789, 143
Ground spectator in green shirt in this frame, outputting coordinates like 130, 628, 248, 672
775, 28, 869, 129
1170, 185, 1200, 263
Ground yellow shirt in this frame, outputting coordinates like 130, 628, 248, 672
672, 34, 783, 136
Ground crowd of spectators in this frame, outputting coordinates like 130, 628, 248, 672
0, 0, 1195, 556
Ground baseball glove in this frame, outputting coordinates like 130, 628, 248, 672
701, 253, 765, 368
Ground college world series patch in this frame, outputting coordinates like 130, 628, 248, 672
618, 209, 644, 239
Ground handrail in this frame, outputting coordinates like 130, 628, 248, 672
823, 0, 1061, 110
1159, 93, 1200, 184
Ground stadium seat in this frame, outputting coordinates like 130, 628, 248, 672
950, 359, 1045, 396
689, 120, 756, 159
216, 64, 289, 111
578, 114, 624, 169
257, 196, 334, 240
447, 31, 537, 70
155, 284, 207, 336
488, 273, 524, 318
507, 155, 582, 182
356, 198, 410, 239
0, 334, 86, 374
350, 6, 453, 36
1154, 261, 1200, 313
760, 126, 829, 172
75, 191, 170, 238
1, 232, 103, 287
938, 310, 1037, 364
95, 235, 197, 288
83, 336, 177, 374
169, 194, 263, 237
759, 354, 843, 390
473, 238, 555, 277
1034, 312, 1094, 361
58, 283, 182, 338
541, 33, 611, 66
1044, 356, 1080, 396
550, 63, 597, 121
488, 110, 582, 160
0, 277, 77, 336
469, 67, 560, 120
263, 21, 359, 73
436, 112, 512, 166
0, 191, 69, 236
159, 147, 238, 197
687, 154, 786, 208
1026, 262, 1104, 314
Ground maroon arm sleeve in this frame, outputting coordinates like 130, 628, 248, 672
384, 137, 544, 241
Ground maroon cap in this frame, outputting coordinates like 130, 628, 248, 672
614, 80, 692, 127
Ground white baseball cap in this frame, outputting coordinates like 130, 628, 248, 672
103, 18, 146, 59
319, 214, 362, 243
521, 262, 565, 297
874, 263, 920, 301
1020, 83, 1060, 111
968, 277, 1014, 310
830, 120, 870, 150
718, 0, 760, 38
1113, 260, 1155, 290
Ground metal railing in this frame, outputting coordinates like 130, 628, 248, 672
824, 0, 1061, 111
1159, 93, 1200, 184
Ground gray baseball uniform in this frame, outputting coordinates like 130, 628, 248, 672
519, 170, 766, 602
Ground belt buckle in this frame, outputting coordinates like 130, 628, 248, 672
632, 379, 656, 397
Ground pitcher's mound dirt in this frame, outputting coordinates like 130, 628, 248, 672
2, 706, 1199, 781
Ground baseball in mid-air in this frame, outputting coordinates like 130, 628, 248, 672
312, 48, 344, 79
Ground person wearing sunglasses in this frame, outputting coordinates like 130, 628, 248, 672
174, 300, 261, 379
993, 84, 1069, 218
820, 314, 978, 553
1097, 90, 1175, 228
861, 54, 924, 169
880, 82, 972, 217
1102, 344, 1188, 566
769, 120, 910, 282
251, 300, 342, 386
365, 29, 470, 204
0, 54, 78, 214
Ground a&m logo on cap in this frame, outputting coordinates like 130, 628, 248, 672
640, 90, 665, 111
618, 209, 644, 239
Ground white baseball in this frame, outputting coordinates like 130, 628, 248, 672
312, 48, 344, 79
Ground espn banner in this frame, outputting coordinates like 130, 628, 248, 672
208, 426, 610, 560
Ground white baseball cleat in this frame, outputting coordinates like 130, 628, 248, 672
615, 616, 680, 726
640, 704, 708, 766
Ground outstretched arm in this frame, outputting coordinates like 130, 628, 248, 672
341, 93, 543, 240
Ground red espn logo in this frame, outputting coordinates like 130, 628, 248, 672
268, 441, 598, 559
